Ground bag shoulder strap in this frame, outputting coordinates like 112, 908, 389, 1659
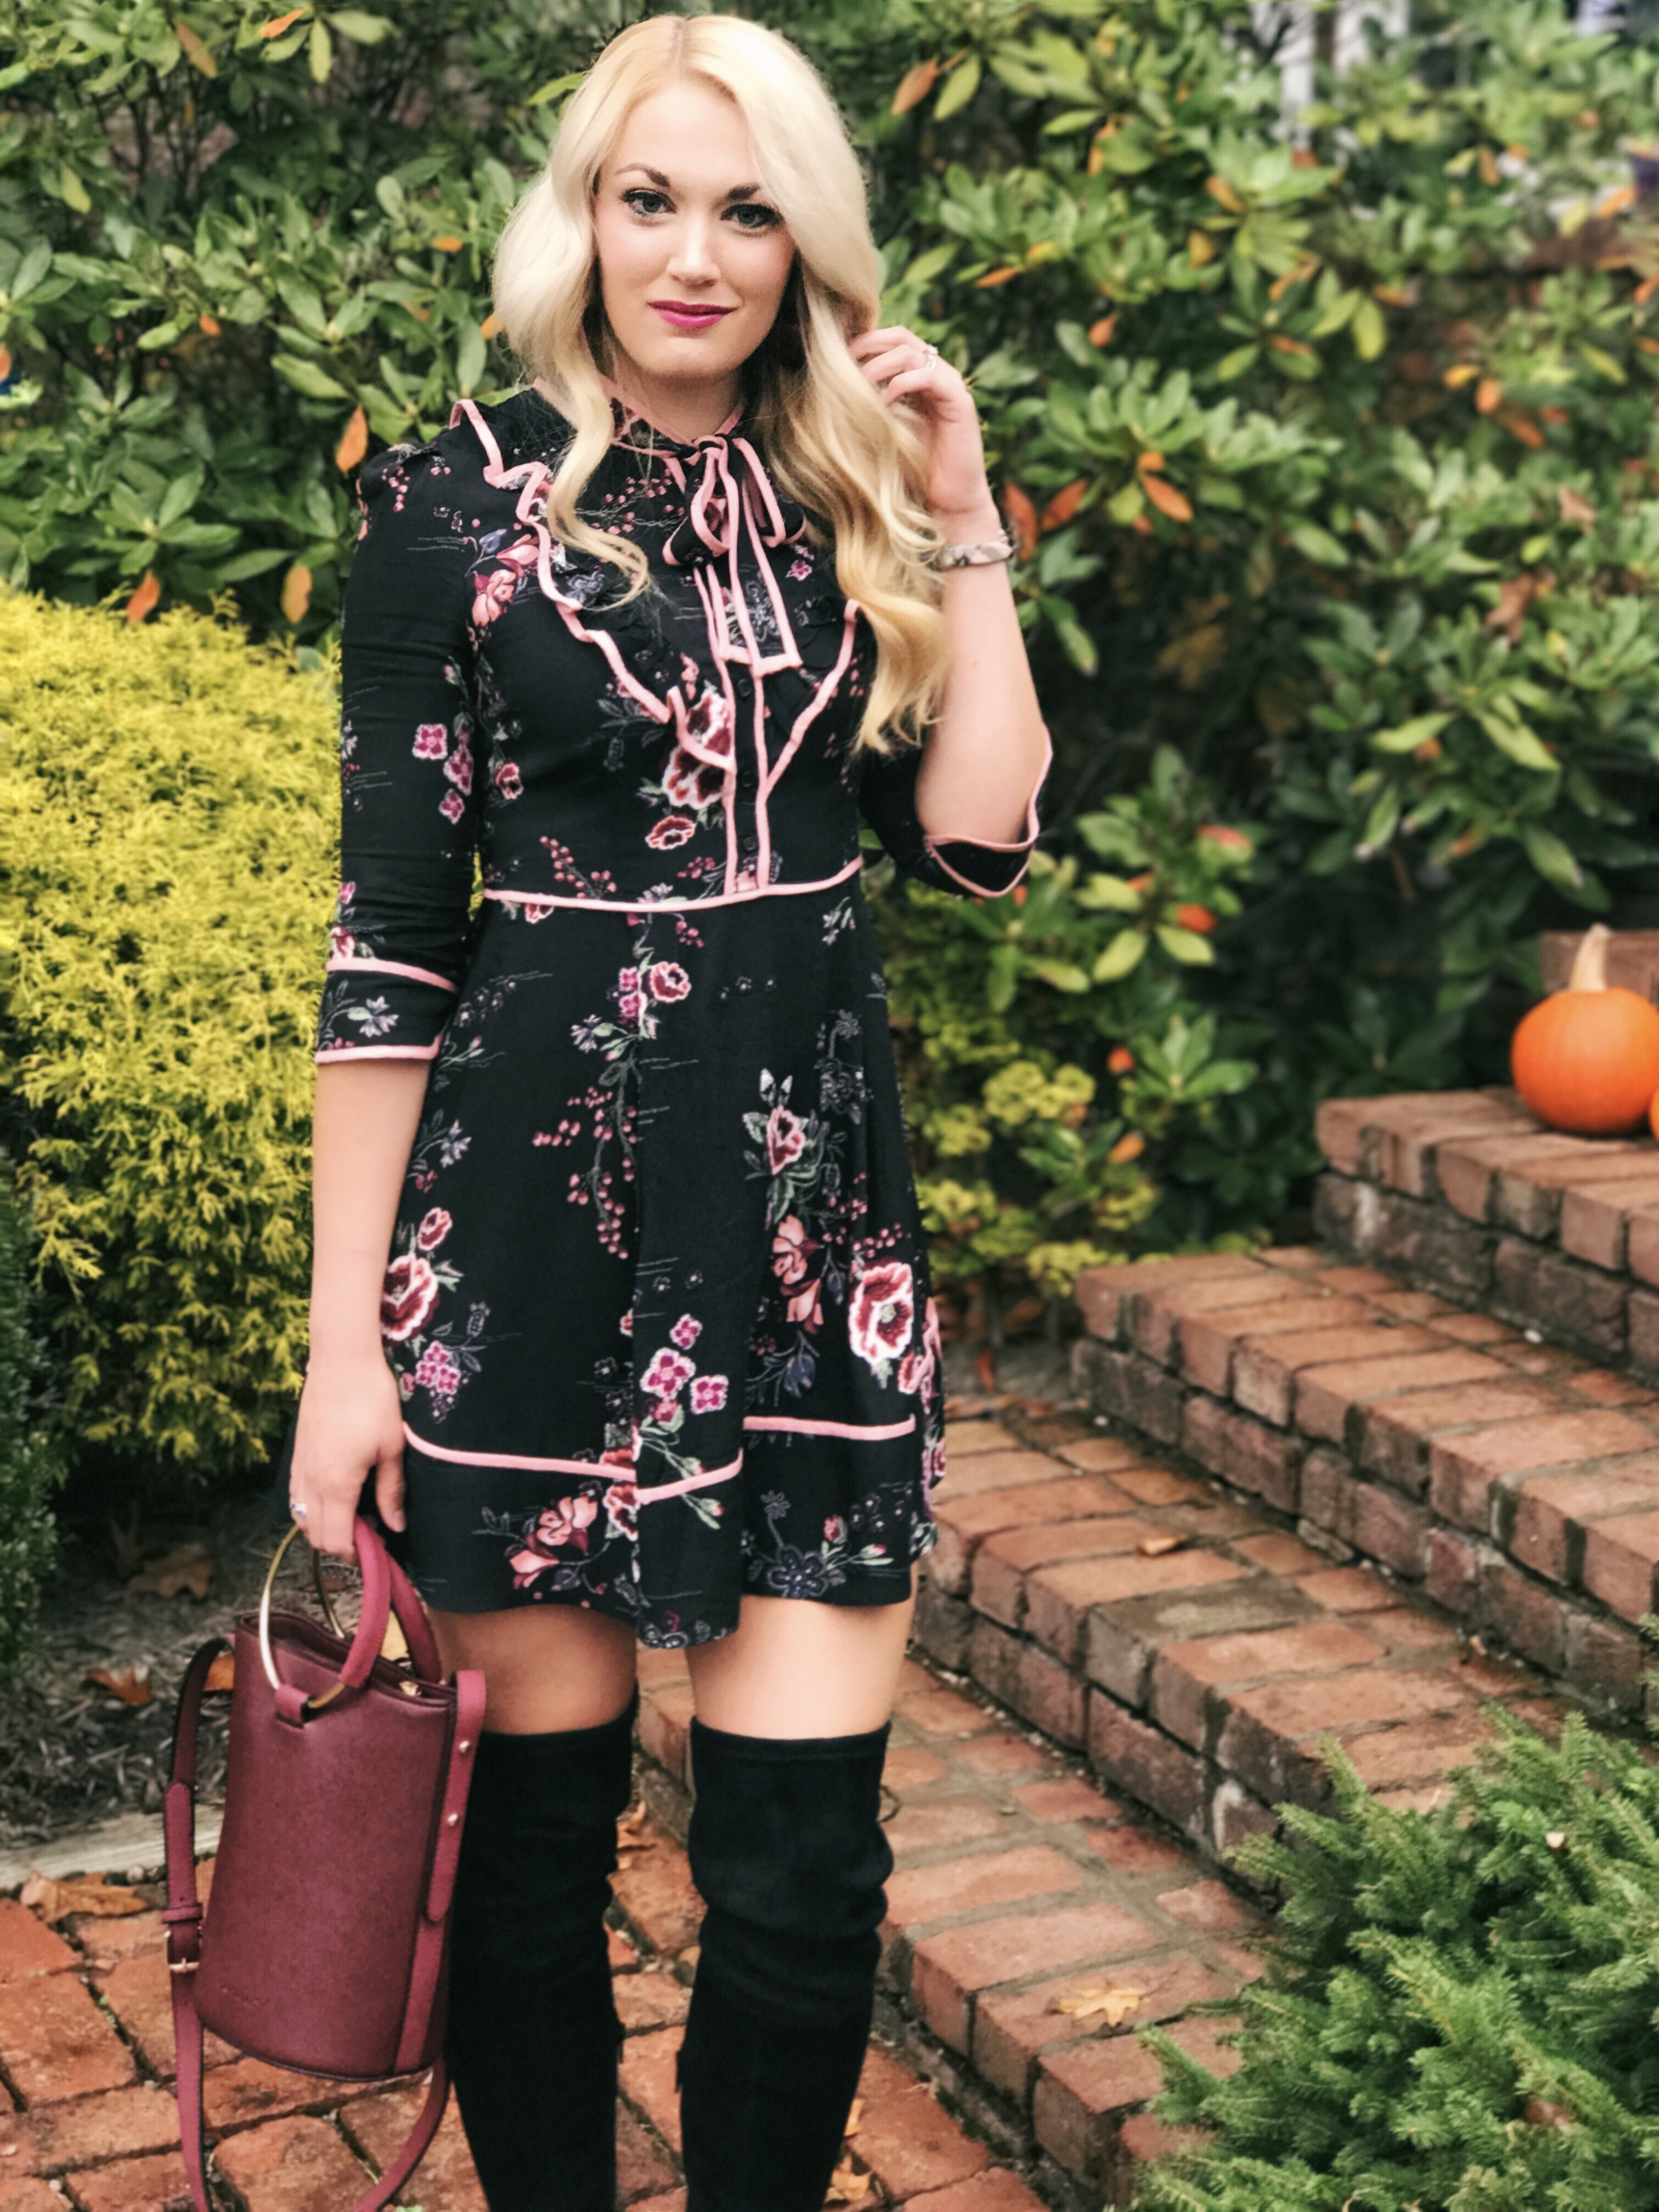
164, 1635, 450, 2212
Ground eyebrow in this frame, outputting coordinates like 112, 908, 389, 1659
613, 163, 768, 203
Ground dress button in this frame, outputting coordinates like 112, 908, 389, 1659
734, 672, 753, 699
738, 766, 758, 793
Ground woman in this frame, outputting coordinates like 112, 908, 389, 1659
290, 15, 1047, 2209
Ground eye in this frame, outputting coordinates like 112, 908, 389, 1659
621, 188, 670, 218
726, 201, 781, 233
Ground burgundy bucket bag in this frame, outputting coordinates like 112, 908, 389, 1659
164, 1515, 487, 2212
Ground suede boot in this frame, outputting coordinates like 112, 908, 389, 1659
677, 1718, 893, 2212
445, 1698, 635, 2212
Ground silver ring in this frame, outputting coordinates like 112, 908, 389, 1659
289, 1499, 308, 1521
922, 342, 939, 367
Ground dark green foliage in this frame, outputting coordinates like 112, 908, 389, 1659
1139, 1713, 1659, 2211
0, 1167, 59, 1682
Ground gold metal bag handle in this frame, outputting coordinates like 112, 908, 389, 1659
257, 1524, 412, 1710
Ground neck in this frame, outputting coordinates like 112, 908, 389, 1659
603, 348, 742, 444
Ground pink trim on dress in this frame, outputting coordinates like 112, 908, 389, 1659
761, 602, 860, 800
325, 955, 459, 992
743, 1414, 917, 1442
920, 729, 1052, 895
482, 856, 862, 916
404, 1424, 743, 1503
314, 1041, 443, 1064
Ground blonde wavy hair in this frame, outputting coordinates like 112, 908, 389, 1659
491, 13, 949, 751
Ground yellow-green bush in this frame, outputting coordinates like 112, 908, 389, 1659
1, 593, 335, 1475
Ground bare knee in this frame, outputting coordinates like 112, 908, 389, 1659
429, 1604, 636, 1733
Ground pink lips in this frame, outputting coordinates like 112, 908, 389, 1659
651, 301, 734, 333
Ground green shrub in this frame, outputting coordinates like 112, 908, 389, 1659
0, 1164, 59, 1679
0, 592, 335, 1475
1138, 1711, 1659, 2211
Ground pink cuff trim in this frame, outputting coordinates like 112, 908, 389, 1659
743, 1414, 917, 1442
314, 1042, 442, 1064
920, 730, 1051, 894
326, 956, 459, 992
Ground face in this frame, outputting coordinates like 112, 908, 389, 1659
591, 78, 797, 408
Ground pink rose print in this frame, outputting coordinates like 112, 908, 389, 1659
771, 1216, 816, 1286
439, 789, 466, 825
647, 815, 697, 850
617, 992, 642, 1026
823, 1515, 844, 1543
897, 1350, 927, 1396
618, 967, 640, 994
330, 925, 357, 959
522, 898, 555, 923
416, 1207, 452, 1252
670, 1314, 702, 1351
689, 1374, 728, 1414
923, 1440, 946, 1489
766, 1106, 806, 1176
605, 1479, 640, 1544
663, 748, 726, 810
788, 554, 813, 582
640, 1347, 695, 1400
444, 746, 473, 794
494, 760, 523, 801
472, 569, 516, 628
684, 686, 733, 757
652, 1397, 679, 1424
786, 1278, 822, 1332
338, 881, 356, 905
509, 1495, 600, 1582
619, 1311, 634, 1337
381, 1254, 439, 1342
412, 724, 448, 760
647, 963, 690, 1003
413, 1341, 461, 1399
848, 1260, 916, 1379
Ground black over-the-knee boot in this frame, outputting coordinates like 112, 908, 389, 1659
445, 1698, 635, 2212
677, 1718, 893, 2212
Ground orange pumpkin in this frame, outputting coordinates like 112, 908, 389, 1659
1511, 924, 1659, 1135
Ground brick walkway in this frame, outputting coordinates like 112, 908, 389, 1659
0, 1770, 1068, 2210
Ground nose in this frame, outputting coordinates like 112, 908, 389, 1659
665, 211, 720, 290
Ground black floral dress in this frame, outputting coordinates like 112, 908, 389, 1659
315, 387, 1041, 1647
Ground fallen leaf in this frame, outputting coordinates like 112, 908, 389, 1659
1475, 375, 1503, 415
1443, 362, 1482, 388
1205, 174, 1243, 214
0, 346, 10, 383
1053, 1983, 1144, 2025
616, 1805, 651, 1853
1477, 145, 1500, 188
1136, 1533, 1187, 1558
280, 563, 313, 625
1108, 1132, 1146, 1165
128, 1544, 215, 1600
1635, 271, 1659, 304
975, 265, 1023, 289
972, 1347, 998, 1393
828, 2163, 873, 2204
1484, 571, 1553, 644
198, 313, 221, 336
1495, 406, 1545, 449
125, 571, 160, 625
1087, 314, 1118, 348
175, 21, 218, 75
480, 310, 505, 340
432, 235, 464, 253
335, 403, 369, 473
843, 2097, 864, 2139
1545, 1830, 1566, 1849
20, 1873, 148, 1924
260, 8, 308, 35
891, 58, 940, 114
1525, 2096, 1573, 2129
86, 1666, 152, 1708
205, 1652, 236, 1694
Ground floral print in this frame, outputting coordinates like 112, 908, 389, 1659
315, 387, 1037, 1642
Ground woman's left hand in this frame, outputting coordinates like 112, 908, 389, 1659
849, 325, 997, 532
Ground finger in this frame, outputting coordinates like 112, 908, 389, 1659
859, 346, 930, 387
848, 325, 916, 359
877, 369, 936, 404
375, 1442, 407, 1534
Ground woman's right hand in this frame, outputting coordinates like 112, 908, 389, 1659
290, 1353, 408, 1558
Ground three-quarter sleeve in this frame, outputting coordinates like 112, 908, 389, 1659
856, 732, 1048, 899
314, 441, 479, 1064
